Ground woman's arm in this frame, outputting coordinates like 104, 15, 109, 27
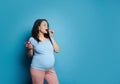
25, 42, 34, 57
27, 48, 34, 57
50, 37, 60, 53
49, 30, 60, 53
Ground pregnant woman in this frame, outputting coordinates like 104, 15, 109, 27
25, 19, 60, 84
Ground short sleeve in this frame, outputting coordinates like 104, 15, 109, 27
29, 37, 37, 46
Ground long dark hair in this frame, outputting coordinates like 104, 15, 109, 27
31, 19, 50, 42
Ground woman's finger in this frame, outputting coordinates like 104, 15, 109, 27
49, 30, 54, 34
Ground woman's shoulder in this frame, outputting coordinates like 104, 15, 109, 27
29, 36, 35, 41
29, 37, 37, 44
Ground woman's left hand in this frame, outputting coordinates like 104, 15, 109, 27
49, 30, 54, 37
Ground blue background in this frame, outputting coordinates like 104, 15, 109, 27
0, 0, 120, 84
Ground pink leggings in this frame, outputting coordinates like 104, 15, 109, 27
30, 68, 59, 84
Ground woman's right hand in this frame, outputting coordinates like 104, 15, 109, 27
25, 41, 33, 49
25, 41, 34, 57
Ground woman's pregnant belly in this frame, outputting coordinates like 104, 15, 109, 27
31, 54, 55, 71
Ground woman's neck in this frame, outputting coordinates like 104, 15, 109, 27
38, 32, 47, 41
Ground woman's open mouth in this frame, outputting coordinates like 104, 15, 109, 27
46, 29, 49, 32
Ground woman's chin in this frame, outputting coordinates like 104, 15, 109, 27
44, 32, 48, 34
44, 32, 49, 34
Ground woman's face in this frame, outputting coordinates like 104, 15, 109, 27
39, 21, 48, 34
